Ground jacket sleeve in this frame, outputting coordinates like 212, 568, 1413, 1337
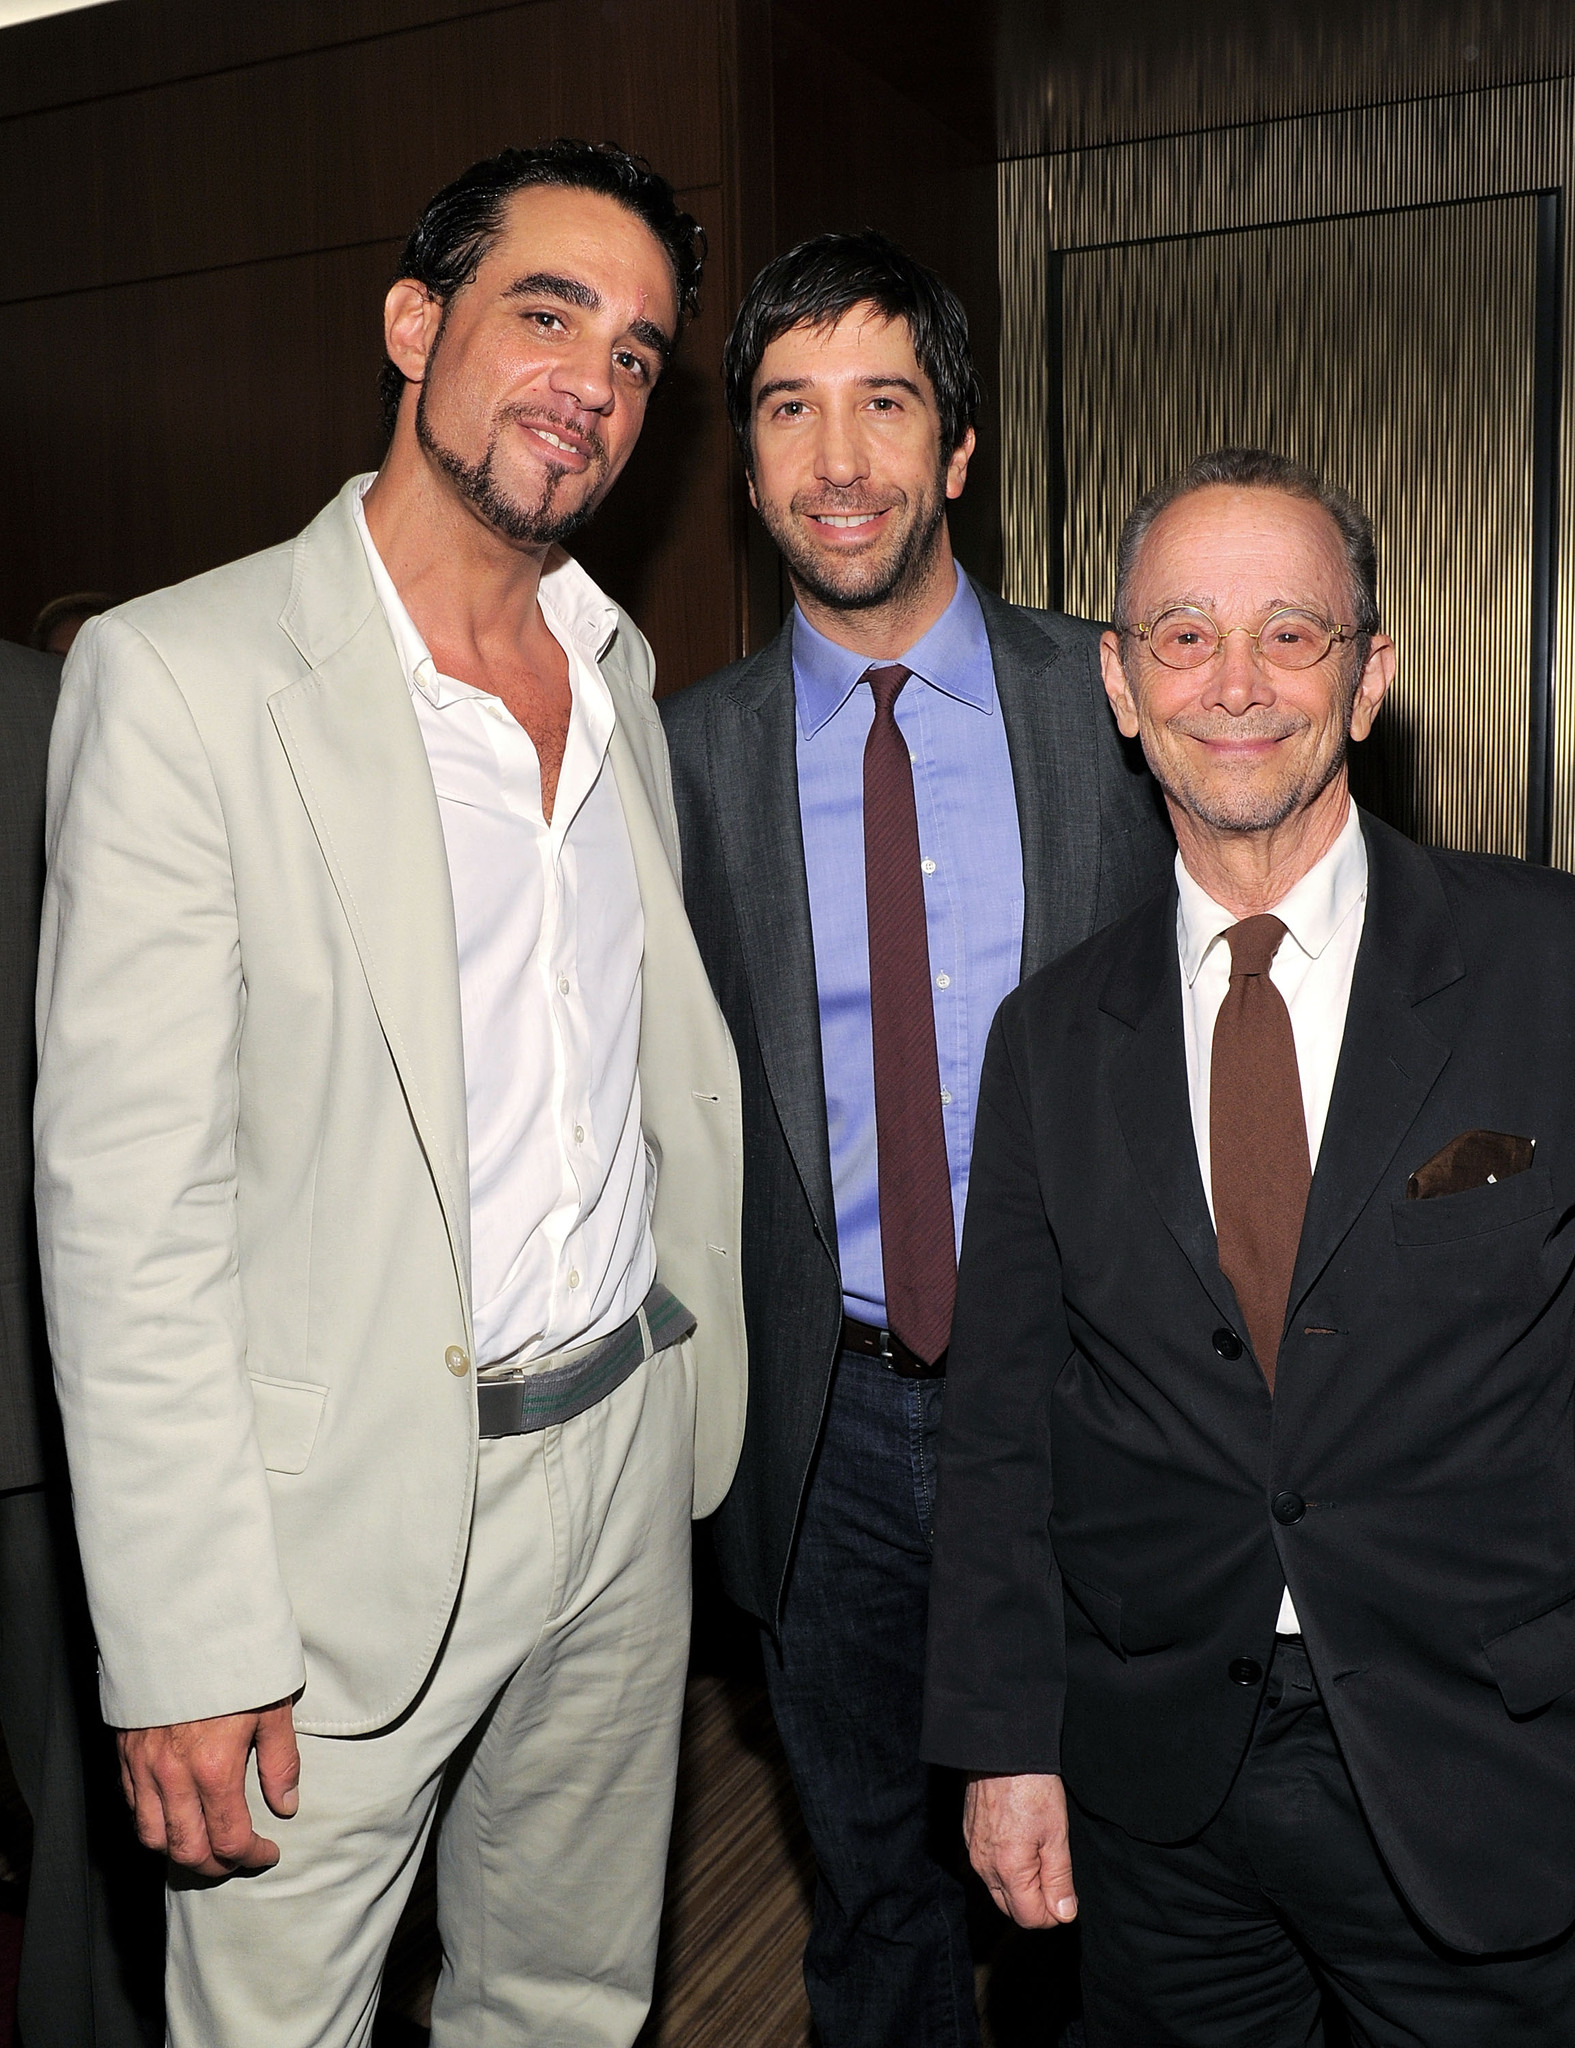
921, 997, 1069, 1774
34, 615, 305, 1728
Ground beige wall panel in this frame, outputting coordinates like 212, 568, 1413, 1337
1059, 201, 1537, 855
1002, 76, 1575, 865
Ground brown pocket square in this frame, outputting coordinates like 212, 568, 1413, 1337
1406, 1130, 1536, 1201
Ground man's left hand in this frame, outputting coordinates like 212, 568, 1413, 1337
964, 1770, 1078, 1927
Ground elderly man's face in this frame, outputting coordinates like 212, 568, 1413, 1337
1100, 485, 1392, 837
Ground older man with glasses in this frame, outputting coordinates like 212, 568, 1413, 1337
923, 447, 1575, 2044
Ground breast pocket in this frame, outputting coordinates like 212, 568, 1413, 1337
1390, 1161, 1556, 1247
248, 1375, 328, 1475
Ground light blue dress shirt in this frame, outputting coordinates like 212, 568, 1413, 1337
794, 567, 1025, 1327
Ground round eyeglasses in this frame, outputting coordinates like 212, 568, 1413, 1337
1127, 606, 1355, 672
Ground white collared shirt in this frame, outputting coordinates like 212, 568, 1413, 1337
353, 478, 655, 1368
1175, 799, 1369, 1634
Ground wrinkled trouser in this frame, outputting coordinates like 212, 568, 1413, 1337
166, 1340, 696, 2048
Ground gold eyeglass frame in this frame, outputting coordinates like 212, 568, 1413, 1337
1126, 605, 1356, 672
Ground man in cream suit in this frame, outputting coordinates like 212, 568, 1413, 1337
34, 141, 745, 2048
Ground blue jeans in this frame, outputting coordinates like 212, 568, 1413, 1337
762, 1349, 980, 2048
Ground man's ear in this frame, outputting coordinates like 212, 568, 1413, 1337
945, 426, 977, 503
1348, 632, 1396, 744
1100, 630, 1141, 739
383, 280, 445, 388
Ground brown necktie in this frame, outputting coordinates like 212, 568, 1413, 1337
864, 664, 955, 1363
1209, 915, 1311, 1391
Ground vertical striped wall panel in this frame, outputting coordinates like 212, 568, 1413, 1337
1001, 78, 1575, 863
1060, 202, 1535, 856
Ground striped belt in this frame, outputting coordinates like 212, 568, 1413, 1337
476, 1281, 696, 1437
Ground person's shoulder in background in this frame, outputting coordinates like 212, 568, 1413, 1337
0, 639, 62, 771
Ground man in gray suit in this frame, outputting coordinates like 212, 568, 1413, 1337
0, 634, 157, 2045
662, 233, 1174, 2048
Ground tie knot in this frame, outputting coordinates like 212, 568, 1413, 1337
865, 663, 912, 717
1224, 913, 1288, 979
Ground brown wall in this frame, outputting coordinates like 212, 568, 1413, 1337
0, 0, 767, 690
768, 0, 1000, 590
1, 0, 995, 685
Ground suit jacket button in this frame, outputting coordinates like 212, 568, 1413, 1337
1272, 1491, 1306, 1525
445, 1345, 470, 1377
1212, 1327, 1243, 1360
1227, 1657, 1263, 1687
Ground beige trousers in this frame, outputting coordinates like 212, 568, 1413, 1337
165, 1341, 696, 2048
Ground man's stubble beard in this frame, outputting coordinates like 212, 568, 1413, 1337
415, 359, 611, 551
757, 460, 950, 614
1130, 665, 1357, 837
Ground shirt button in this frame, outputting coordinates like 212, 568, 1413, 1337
573, 1124, 585, 1143
940, 1088, 953, 1105
568, 1269, 581, 1289
558, 975, 571, 995
921, 858, 936, 875
935, 972, 950, 989
445, 1345, 470, 1377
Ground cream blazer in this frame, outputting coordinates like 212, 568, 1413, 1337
35, 480, 746, 1735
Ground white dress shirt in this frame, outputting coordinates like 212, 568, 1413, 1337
1175, 799, 1369, 1634
353, 480, 655, 1368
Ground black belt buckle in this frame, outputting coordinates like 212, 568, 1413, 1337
841, 1316, 946, 1379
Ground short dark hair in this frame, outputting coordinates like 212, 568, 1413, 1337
1113, 447, 1380, 640
378, 139, 706, 437
722, 229, 981, 470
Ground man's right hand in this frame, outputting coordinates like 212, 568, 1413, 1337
117, 1699, 300, 1877
964, 1770, 1078, 1928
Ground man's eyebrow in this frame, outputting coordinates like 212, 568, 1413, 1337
856, 375, 925, 400
628, 317, 673, 364
754, 376, 809, 408
503, 273, 672, 364
504, 271, 600, 311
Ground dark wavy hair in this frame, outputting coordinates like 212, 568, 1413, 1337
378, 139, 706, 437
722, 229, 981, 471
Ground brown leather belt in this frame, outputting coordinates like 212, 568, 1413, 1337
840, 1316, 947, 1379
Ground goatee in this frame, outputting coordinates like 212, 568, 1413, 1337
417, 386, 607, 549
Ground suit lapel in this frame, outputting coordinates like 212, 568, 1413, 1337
1286, 813, 1460, 1318
269, 484, 472, 1298
1100, 890, 1243, 1329
978, 588, 1100, 977
711, 621, 837, 1245
1101, 811, 1462, 1353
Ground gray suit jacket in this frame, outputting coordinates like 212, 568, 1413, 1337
1, 640, 61, 1493
662, 584, 1175, 1627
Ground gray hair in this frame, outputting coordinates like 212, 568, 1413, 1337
1111, 447, 1380, 641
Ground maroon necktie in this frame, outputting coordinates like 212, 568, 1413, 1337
863, 664, 955, 1363
1209, 915, 1311, 1391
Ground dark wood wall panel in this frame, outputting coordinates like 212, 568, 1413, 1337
768, 4, 1000, 588
2, 0, 748, 695
0, 0, 549, 115
2, 0, 721, 305
2, 0, 992, 683
0, 241, 397, 634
